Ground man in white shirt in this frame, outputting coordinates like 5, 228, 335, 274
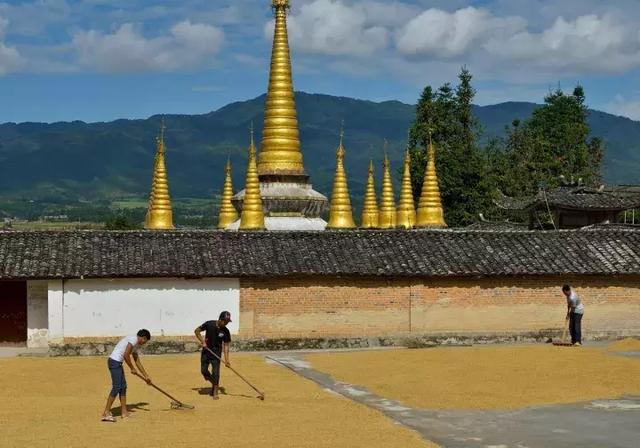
101, 329, 152, 422
562, 284, 585, 346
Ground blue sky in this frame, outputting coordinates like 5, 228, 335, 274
2, 0, 640, 123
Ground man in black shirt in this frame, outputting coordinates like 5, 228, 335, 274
194, 311, 232, 399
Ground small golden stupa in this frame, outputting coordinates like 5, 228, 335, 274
360, 160, 379, 229
144, 120, 174, 230
396, 150, 416, 229
217, 158, 238, 229
416, 140, 447, 228
378, 151, 397, 229
327, 130, 356, 229
239, 130, 265, 231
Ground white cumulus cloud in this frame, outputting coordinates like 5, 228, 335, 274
71, 21, 224, 73
0, 16, 25, 75
396, 7, 525, 58
484, 14, 640, 74
266, 0, 389, 56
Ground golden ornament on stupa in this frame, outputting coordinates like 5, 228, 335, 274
144, 119, 174, 230
378, 149, 397, 229
360, 160, 379, 229
396, 150, 416, 229
259, 0, 305, 176
239, 130, 266, 230
327, 129, 355, 229
416, 139, 447, 228
217, 158, 238, 229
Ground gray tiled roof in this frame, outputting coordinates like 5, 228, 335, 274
1, 229, 639, 279
496, 187, 640, 211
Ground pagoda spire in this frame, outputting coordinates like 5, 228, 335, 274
145, 119, 174, 230
259, 0, 305, 176
217, 157, 238, 229
416, 138, 447, 228
240, 128, 265, 230
396, 149, 416, 229
378, 145, 396, 229
360, 160, 379, 228
327, 128, 355, 229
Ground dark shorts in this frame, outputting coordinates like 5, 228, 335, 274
108, 358, 127, 397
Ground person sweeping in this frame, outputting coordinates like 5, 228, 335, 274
194, 311, 232, 400
101, 329, 152, 422
562, 284, 584, 346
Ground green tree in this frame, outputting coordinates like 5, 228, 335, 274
408, 67, 493, 226
104, 215, 141, 230
499, 86, 604, 196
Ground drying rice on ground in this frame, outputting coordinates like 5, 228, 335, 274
0, 353, 435, 448
607, 338, 640, 352
306, 345, 640, 410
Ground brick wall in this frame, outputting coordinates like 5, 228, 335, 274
239, 276, 640, 339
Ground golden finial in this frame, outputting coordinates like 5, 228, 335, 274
378, 143, 396, 229
396, 149, 416, 229
239, 130, 265, 230
361, 160, 379, 229
327, 127, 355, 229
217, 157, 238, 229
259, 0, 305, 176
145, 118, 174, 230
416, 139, 447, 228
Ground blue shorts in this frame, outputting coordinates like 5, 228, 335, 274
108, 358, 127, 397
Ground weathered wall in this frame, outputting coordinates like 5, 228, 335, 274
239, 276, 640, 339
26, 280, 48, 348
47, 278, 239, 343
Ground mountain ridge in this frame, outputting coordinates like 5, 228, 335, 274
0, 92, 638, 207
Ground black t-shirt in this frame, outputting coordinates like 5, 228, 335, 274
200, 320, 231, 353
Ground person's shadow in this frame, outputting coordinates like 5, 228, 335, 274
110, 402, 150, 416
191, 386, 254, 399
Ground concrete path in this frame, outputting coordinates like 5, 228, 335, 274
266, 353, 640, 448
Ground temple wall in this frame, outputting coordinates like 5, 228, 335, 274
46, 278, 239, 344
239, 276, 640, 340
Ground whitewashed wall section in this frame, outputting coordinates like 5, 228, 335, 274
27, 280, 49, 348
47, 278, 240, 341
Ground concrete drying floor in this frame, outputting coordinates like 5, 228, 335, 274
0, 353, 434, 448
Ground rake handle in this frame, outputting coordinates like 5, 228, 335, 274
132, 371, 182, 404
204, 346, 265, 398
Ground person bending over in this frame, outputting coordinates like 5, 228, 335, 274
562, 284, 585, 346
195, 311, 232, 399
101, 329, 152, 422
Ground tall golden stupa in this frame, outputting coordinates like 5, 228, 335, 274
145, 120, 174, 230
229, 0, 328, 230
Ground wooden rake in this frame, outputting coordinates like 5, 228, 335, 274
133, 372, 195, 409
204, 346, 265, 400
553, 319, 573, 347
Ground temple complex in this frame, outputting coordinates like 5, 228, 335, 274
1, 0, 639, 355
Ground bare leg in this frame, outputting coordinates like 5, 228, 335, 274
120, 394, 129, 418
102, 394, 117, 417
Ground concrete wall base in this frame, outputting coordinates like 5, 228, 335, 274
47, 329, 637, 356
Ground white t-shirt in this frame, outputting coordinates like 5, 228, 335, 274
109, 335, 139, 363
568, 291, 585, 315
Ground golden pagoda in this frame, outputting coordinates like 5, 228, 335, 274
416, 140, 447, 228
259, 0, 304, 176
378, 151, 396, 229
217, 158, 238, 229
144, 120, 174, 230
326, 130, 355, 229
230, 0, 328, 231
396, 150, 416, 229
239, 131, 265, 231
360, 160, 379, 228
